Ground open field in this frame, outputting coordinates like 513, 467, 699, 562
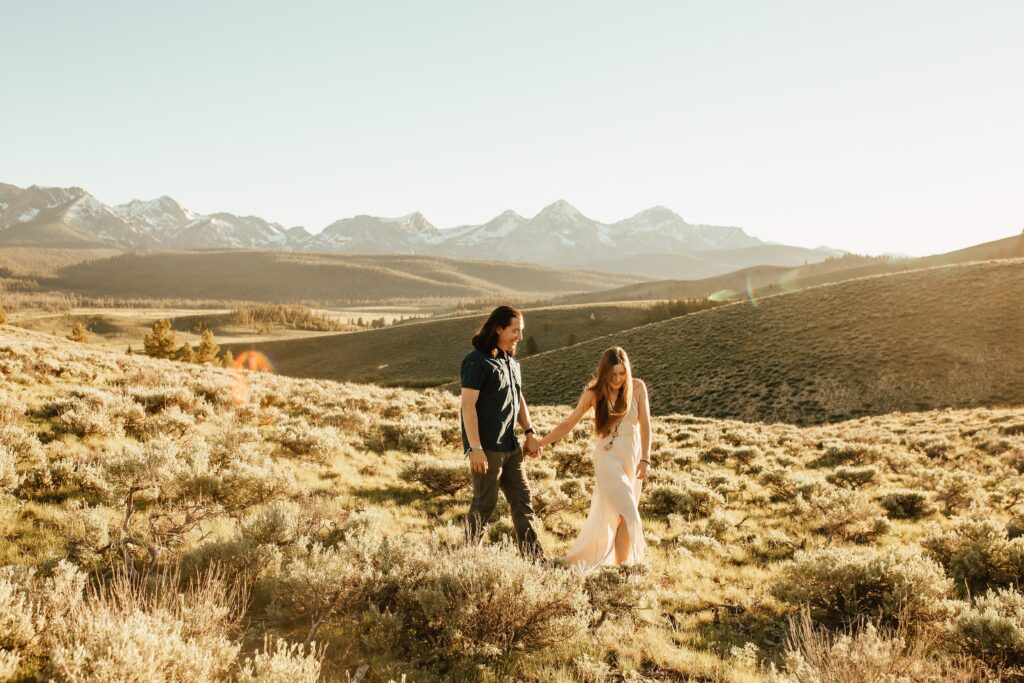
2, 304, 438, 355
519, 259, 1024, 424
221, 302, 667, 387
41, 250, 646, 304
2, 323, 1022, 680
557, 232, 1024, 306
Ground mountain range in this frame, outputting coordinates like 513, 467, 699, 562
0, 182, 839, 278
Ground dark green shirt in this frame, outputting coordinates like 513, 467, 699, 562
460, 347, 521, 452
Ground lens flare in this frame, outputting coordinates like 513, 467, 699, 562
745, 274, 759, 308
229, 350, 275, 406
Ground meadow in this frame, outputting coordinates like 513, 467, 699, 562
521, 259, 1024, 424
3, 321, 1024, 681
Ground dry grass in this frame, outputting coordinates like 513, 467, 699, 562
2, 322, 1022, 680
522, 258, 1024, 424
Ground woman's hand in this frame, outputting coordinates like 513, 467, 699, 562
636, 459, 650, 480
538, 433, 552, 448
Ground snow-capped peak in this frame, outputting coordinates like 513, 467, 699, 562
537, 199, 582, 219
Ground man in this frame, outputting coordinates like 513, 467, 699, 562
460, 305, 544, 558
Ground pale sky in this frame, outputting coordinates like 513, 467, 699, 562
2, 1, 1021, 256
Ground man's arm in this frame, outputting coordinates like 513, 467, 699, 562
461, 388, 488, 474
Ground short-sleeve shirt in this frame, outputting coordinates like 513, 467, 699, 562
460, 347, 522, 452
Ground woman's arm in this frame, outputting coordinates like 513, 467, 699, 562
636, 379, 652, 480
539, 389, 595, 447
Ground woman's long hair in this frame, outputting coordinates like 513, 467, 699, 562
587, 346, 634, 437
472, 305, 523, 358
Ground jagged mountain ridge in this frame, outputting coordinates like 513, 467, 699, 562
0, 182, 836, 275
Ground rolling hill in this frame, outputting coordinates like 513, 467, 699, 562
558, 232, 1024, 305
221, 302, 659, 387
519, 258, 1024, 424
43, 250, 646, 304
586, 243, 836, 280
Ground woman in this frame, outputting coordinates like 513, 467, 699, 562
539, 346, 651, 566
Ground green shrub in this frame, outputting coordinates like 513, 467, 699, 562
759, 467, 822, 502
922, 515, 1024, 596
270, 421, 344, 463
802, 488, 890, 543
532, 483, 573, 517
825, 465, 878, 489
48, 568, 243, 682
812, 442, 881, 468
675, 533, 722, 556
263, 527, 590, 670
932, 471, 984, 513
771, 609, 942, 683
878, 489, 934, 520
582, 564, 655, 626
399, 457, 472, 495
644, 480, 724, 518
772, 546, 952, 627
955, 587, 1024, 670
371, 418, 443, 453
237, 637, 324, 683
392, 542, 589, 665
0, 445, 20, 494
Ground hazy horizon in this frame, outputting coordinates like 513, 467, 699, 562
3, 1, 1021, 257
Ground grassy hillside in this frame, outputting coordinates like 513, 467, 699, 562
554, 254, 886, 305
2, 324, 1021, 680
222, 302, 658, 387
0, 247, 123, 277
586, 244, 833, 280
45, 250, 645, 304
562, 232, 1024, 305
521, 259, 1024, 424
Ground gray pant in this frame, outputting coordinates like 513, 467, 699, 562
466, 447, 543, 558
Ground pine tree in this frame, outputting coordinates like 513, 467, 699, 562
195, 330, 220, 364
126, 344, 133, 355
567, 333, 578, 346
176, 343, 196, 363
526, 336, 539, 355
68, 322, 90, 343
221, 350, 235, 368
144, 319, 179, 359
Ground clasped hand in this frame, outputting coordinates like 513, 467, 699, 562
524, 433, 543, 458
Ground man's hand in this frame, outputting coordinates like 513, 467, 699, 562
470, 449, 488, 475
524, 434, 542, 458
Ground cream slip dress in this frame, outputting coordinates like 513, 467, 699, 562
563, 386, 646, 566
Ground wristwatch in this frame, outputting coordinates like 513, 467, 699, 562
464, 445, 484, 457
524, 427, 536, 436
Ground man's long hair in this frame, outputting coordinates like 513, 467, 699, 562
472, 305, 523, 358
587, 346, 634, 437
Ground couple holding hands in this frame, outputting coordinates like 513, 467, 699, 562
460, 305, 651, 567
